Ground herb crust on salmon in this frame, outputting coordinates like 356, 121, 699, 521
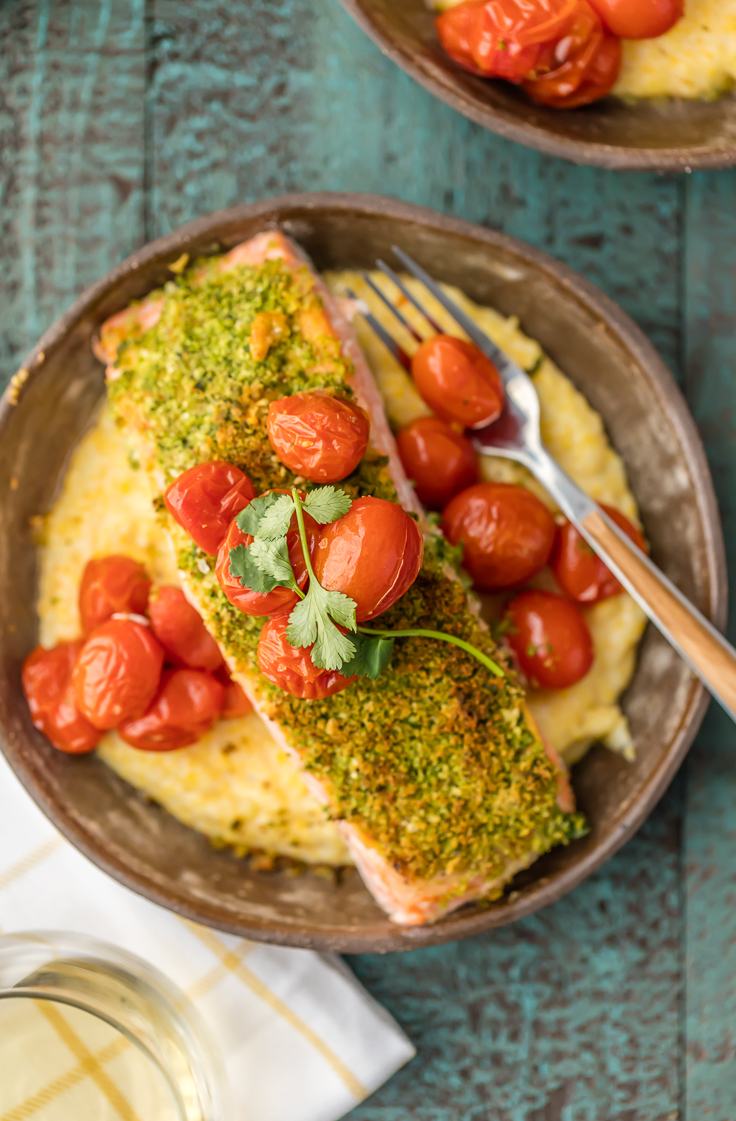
100, 231, 585, 923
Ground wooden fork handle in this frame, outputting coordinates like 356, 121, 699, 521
582, 508, 736, 717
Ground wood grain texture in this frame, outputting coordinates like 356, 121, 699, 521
2, 0, 736, 1114
0, 0, 146, 387
683, 169, 736, 1121
348, 794, 683, 1120
147, 0, 683, 371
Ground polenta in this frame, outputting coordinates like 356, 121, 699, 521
36, 272, 646, 867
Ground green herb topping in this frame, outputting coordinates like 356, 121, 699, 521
105, 252, 586, 884
230, 485, 505, 679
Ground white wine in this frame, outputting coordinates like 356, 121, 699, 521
0, 934, 225, 1121
0, 996, 182, 1121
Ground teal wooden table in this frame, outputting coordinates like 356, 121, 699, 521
1, 1, 735, 1116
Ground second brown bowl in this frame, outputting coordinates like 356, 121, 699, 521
338, 0, 736, 171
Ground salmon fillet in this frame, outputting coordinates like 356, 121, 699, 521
97, 230, 584, 925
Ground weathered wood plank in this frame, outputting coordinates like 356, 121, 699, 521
148, 0, 683, 372
683, 168, 736, 1121
348, 788, 683, 1121
0, 0, 146, 390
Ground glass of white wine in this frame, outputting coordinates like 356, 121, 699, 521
0, 931, 227, 1121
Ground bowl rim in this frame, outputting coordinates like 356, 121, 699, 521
337, 0, 736, 172
0, 191, 727, 952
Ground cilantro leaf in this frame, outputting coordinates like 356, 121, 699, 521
341, 633, 395, 679
248, 536, 299, 591
236, 492, 285, 537
303, 486, 352, 525
228, 544, 282, 595
287, 581, 357, 672
256, 493, 295, 541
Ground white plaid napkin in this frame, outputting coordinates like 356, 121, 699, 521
0, 752, 414, 1121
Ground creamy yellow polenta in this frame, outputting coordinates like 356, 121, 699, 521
36, 274, 646, 865
431, 0, 736, 101
37, 408, 351, 867
329, 270, 647, 763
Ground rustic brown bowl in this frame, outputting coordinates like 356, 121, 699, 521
338, 0, 736, 171
0, 193, 726, 952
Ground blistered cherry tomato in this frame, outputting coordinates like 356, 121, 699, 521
118, 668, 225, 751
523, 3, 621, 109
551, 505, 646, 604
148, 585, 224, 672
396, 416, 478, 510
505, 589, 594, 689
587, 0, 682, 37
22, 642, 100, 754
164, 462, 256, 555
443, 482, 556, 591
257, 615, 355, 700
72, 618, 164, 730
437, 0, 579, 83
79, 555, 151, 634
313, 496, 424, 622
217, 670, 254, 719
411, 336, 504, 429
267, 392, 370, 484
216, 497, 319, 618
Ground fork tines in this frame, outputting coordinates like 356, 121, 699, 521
349, 247, 511, 380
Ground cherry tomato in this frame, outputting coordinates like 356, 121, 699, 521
551, 505, 646, 604
148, 585, 224, 672
411, 335, 504, 429
396, 416, 478, 510
22, 642, 100, 754
443, 482, 556, 591
79, 555, 151, 634
587, 0, 682, 37
257, 615, 355, 700
267, 392, 370, 484
313, 496, 424, 622
217, 670, 254, 719
505, 589, 594, 689
72, 618, 164, 730
216, 497, 319, 618
437, 0, 579, 83
523, 3, 621, 109
164, 461, 256, 555
118, 668, 225, 751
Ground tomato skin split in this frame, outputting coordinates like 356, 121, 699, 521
396, 416, 478, 510
72, 618, 165, 730
411, 335, 504, 430
22, 642, 101, 754
267, 392, 370, 484
164, 462, 256, 556
437, 0, 623, 109
118, 668, 225, 751
313, 496, 424, 622
79, 555, 151, 634
505, 589, 594, 689
149, 585, 224, 672
442, 482, 556, 592
257, 615, 355, 700
215, 498, 319, 618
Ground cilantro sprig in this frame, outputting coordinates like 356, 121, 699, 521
230, 486, 505, 683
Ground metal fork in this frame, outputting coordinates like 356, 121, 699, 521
349, 247, 736, 724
